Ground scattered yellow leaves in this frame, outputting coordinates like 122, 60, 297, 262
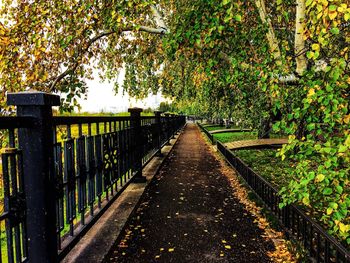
339, 223, 350, 233
211, 150, 297, 263
311, 43, 320, 51
329, 11, 338, 20
307, 88, 315, 97
316, 174, 325, 182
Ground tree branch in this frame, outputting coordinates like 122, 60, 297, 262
139, 26, 167, 34
278, 73, 299, 83
150, 5, 168, 32
50, 26, 165, 90
50, 5, 168, 91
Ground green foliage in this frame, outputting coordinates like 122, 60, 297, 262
1, 0, 349, 244
158, 102, 175, 113
159, 0, 350, 243
0, 0, 160, 109
274, 0, 350, 243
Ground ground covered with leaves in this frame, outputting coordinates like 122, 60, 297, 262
104, 124, 295, 262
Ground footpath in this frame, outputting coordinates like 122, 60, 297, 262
104, 124, 283, 263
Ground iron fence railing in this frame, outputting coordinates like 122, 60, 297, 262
0, 91, 186, 262
53, 115, 134, 258
216, 141, 350, 263
0, 117, 35, 263
197, 122, 214, 144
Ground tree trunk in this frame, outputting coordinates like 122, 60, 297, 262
295, 0, 307, 75
255, 0, 282, 65
258, 117, 271, 139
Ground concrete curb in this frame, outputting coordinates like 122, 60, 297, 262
62, 126, 185, 263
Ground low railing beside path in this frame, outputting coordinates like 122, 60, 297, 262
197, 123, 350, 262
197, 122, 214, 143
0, 91, 186, 263
216, 140, 350, 263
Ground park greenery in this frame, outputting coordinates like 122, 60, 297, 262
0, 0, 349, 245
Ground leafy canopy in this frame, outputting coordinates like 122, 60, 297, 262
1, 0, 350, 244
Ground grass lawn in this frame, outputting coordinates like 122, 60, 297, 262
234, 149, 295, 188
213, 131, 257, 143
212, 130, 293, 188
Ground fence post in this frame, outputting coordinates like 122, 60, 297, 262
128, 108, 147, 183
170, 114, 176, 139
7, 91, 60, 263
154, 111, 163, 156
164, 113, 171, 145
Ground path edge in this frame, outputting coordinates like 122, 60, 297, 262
197, 124, 298, 262
62, 124, 186, 263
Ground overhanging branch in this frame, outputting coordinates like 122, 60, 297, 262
150, 4, 168, 32
50, 5, 169, 91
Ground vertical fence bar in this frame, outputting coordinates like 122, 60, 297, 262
7, 91, 60, 263
128, 108, 146, 183
164, 113, 171, 145
154, 111, 163, 156
170, 114, 176, 139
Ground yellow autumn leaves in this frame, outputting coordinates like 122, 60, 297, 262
307, 0, 350, 20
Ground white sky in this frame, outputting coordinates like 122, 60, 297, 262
78, 68, 167, 113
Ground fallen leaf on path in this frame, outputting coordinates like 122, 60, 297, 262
209, 146, 297, 263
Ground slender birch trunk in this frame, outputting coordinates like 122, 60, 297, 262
295, 0, 307, 75
255, 0, 282, 65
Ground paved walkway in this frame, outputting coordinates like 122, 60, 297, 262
224, 138, 288, 150
209, 128, 252, 134
104, 124, 275, 263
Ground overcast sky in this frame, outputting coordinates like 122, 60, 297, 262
78, 68, 167, 113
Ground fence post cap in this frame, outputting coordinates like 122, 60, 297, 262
128, 107, 143, 113
7, 90, 60, 106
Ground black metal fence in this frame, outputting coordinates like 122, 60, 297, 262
197, 123, 214, 144
0, 92, 185, 263
216, 141, 350, 263
0, 117, 33, 263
